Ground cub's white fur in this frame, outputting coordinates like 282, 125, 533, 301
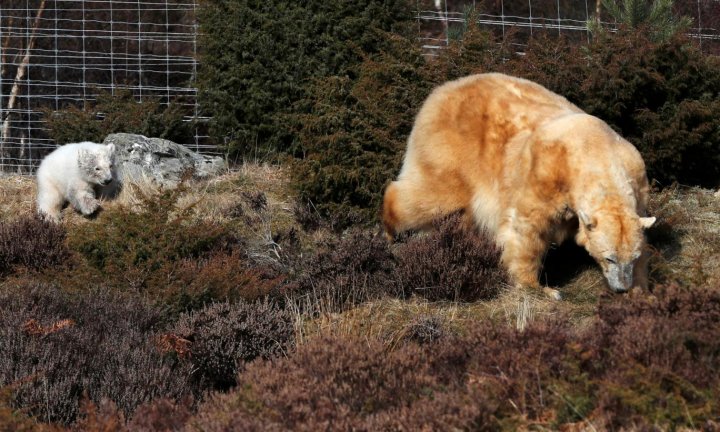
36, 142, 117, 221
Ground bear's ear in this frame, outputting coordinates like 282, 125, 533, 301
77, 149, 96, 169
639, 216, 656, 229
106, 143, 116, 154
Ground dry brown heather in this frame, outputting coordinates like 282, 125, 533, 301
304, 185, 720, 344
2, 164, 720, 430
2, 166, 720, 340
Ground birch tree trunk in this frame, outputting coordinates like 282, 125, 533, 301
1, 0, 47, 156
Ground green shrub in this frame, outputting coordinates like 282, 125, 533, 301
293, 24, 720, 224
61, 186, 282, 314
44, 89, 193, 145
504, 30, 720, 187
159, 253, 282, 315
291, 34, 436, 226
196, 0, 416, 158
67, 187, 231, 281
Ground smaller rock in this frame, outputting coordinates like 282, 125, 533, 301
103, 133, 226, 188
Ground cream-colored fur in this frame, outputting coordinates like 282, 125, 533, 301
383, 73, 655, 298
36, 142, 117, 222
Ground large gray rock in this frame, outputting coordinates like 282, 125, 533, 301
103, 133, 226, 188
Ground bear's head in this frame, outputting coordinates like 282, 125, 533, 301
78, 143, 116, 186
575, 204, 655, 293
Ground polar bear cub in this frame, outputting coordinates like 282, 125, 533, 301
36, 142, 117, 222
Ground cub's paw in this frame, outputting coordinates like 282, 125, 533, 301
79, 197, 100, 216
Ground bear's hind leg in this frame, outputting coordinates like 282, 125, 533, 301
382, 176, 469, 240
37, 187, 64, 222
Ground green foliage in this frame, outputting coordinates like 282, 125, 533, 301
44, 89, 193, 145
68, 187, 227, 278
505, 31, 720, 187
160, 253, 281, 315
293, 16, 720, 223
598, 0, 692, 42
291, 34, 436, 226
196, 0, 416, 158
61, 186, 280, 315
637, 98, 720, 186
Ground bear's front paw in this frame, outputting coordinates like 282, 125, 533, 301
542, 287, 562, 301
80, 197, 100, 216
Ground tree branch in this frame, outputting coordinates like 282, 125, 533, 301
1, 0, 48, 154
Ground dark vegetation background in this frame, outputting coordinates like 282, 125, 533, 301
194, 0, 720, 227
2, 0, 720, 430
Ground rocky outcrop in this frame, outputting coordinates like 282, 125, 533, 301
103, 133, 226, 188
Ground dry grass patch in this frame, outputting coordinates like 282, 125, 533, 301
0, 162, 294, 223
1, 164, 303, 272
0, 175, 35, 221
296, 284, 599, 348
648, 186, 720, 287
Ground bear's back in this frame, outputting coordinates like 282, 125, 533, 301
37, 142, 102, 182
413, 73, 582, 142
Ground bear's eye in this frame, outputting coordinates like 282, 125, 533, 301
95, 167, 100, 171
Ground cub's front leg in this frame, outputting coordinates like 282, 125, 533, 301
68, 186, 100, 216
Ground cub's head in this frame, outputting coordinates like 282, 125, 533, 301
78, 143, 116, 186
575, 206, 655, 293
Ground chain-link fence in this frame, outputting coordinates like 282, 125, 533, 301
418, 0, 720, 54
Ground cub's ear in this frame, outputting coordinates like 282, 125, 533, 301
639, 216, 656, 229
106, 143, 116, 154
578, 210, 596, 230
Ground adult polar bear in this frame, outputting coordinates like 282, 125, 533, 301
36, 142, 117, 222
383, 73, 655, 299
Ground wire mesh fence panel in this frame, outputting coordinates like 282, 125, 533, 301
1, 0, 718, 174
417, 0, 720, 55
0, 0, 207, 174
